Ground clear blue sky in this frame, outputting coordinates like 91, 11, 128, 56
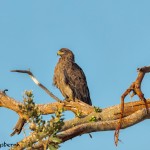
0, 0, 150, 150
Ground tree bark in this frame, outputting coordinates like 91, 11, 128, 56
0, 91, 150, 149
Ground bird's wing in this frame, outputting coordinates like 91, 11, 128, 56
64, 62, 92, 105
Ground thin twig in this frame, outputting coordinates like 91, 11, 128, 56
11, 70, 62, 102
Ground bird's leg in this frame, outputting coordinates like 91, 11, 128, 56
65, 99, 70, 102
64, 98, 72, 102
65, 96, 76, 102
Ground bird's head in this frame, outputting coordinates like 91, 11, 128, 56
57, 48, 75, 61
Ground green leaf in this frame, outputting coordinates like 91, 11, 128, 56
48, 145, 57, 150
51, 137, 62, 143
94, 106, 102, 113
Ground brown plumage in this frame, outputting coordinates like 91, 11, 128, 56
53, 48, 92, 105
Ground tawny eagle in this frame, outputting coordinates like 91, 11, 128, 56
53, 48, 92, 105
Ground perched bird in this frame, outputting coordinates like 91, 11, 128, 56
53, 48, 92, 105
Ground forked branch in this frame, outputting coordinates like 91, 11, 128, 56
1, 91, 150, 149
0, 66, 149, 149
114, 66, 150, 146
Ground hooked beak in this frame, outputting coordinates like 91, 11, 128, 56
57, 50, 64, 56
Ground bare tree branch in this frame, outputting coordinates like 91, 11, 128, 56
11, 70, 62, 102
114, 66, 150, 146
11, 108, 149, 150
0, 92, 94, 136
0, 66, 149, 149
10, 118, 26, 136
1, 91, 150, 149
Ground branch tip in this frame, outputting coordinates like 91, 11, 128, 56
10, 69, 62, 102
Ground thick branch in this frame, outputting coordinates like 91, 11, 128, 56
1, 92, 150, 149
12, 108, 148, 150
0, 92, 94, 117
0, 91, 94, 136
60, 108, 148, 141
1, 92, 150, 121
